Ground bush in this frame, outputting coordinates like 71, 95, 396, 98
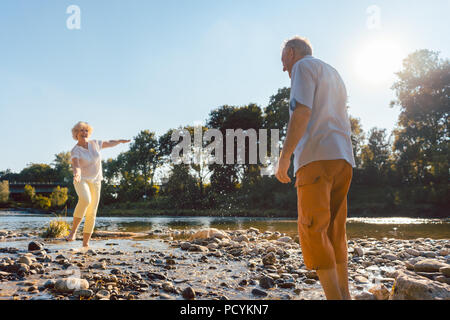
24, 184, 35, 203
33, 195, 51, 210
41, 217, 70, 238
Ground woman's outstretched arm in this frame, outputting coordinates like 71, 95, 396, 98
102, 140, 131, 149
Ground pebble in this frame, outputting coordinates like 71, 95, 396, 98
262, 252, 277, 265
28, 241, 44, 252
95, 289, 110, 300
182, 287, 196, 300
259, 276, 275, 289
251, 288, 268, 297
74, 289, 94, 298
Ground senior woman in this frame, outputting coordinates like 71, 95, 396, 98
65, 121, 130, 248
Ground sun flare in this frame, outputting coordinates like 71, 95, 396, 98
354, 37, 406, 85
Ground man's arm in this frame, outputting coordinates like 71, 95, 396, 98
275, 103, 311, 183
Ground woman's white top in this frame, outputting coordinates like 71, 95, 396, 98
70, 140, 103, 183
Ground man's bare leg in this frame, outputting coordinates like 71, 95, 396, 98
336, 262, 352, 300
65, 217, 82, 241
316, 267, 343, 300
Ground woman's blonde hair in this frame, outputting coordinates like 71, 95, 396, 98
72, 121, 93, 140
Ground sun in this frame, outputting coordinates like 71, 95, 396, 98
354, 37, 406, 85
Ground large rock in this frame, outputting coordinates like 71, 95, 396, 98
162, 281, 178, 294
440, 267, 450, 277
354, 291, 376, 300
259, 276, 275, 289
405, 248, 421, 257
368, 284, 390, 300
95, 289, 110, 300
190, 228, 230, 240
251, 288, 268, 297
182, 287, 196, 300
353, 247, 364, 257
234, 235, 249, 243
277, 236, 292, 243
6, 263, 29, 274
262, 252, 277, 266
188, 245, 209, 253
74, 289, 94, 298
413, 259, 449, 273
389, 271, 450, 300
180, 242, 191, 250
28, 241, 44, 252
55, 278, 89, 293
18, 256, 33, 266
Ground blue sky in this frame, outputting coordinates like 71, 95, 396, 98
1, 0, 449, 173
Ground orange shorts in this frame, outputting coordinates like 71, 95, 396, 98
296, 159, 352, 270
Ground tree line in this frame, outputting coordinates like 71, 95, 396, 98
1, 50, 448, 217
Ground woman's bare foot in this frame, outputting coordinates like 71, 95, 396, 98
65, 233, 76, 242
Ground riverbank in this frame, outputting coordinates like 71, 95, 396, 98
98, 207, 450, 219
2, 202, 449, 219
0, 227, 449, 300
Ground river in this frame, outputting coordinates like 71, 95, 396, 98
1, 210, 449, 240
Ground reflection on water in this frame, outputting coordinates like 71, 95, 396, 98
1, 211, 449, 240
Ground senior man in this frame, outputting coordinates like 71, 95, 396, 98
275, 36, 355, 300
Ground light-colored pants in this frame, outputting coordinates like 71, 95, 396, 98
73, 180, 101, 234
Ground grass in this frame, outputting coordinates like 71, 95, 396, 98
41, 216, 70, 238
40, 206, 71, 238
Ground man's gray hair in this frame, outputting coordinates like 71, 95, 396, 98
282, 36, 313, 56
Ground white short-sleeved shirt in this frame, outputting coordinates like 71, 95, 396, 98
70, 140, 104, 183
289, 55, 355, 174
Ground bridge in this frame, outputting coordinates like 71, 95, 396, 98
6, 182, 66, 200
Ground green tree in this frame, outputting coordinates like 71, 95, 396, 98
19, 163, 55, 182
206, 104, 264, 193
52, 152, 72, 184
360, 128, 392, 184
127, 130, 160, 199
263, 87, 290, 141
349, 115, 365, 168
390, 49, 449, 186
24, 184, 36, 203
164, 164, 200, 209
50, 186, 69, 208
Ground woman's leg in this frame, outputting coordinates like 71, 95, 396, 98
82, 181, 101, 247
66, 180, 91, 241
65, 217, 82, 241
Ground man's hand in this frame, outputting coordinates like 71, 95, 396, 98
275, 153, 291, 183
275, 103, 311, 184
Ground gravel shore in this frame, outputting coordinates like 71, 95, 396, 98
0, 228, 449, 300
